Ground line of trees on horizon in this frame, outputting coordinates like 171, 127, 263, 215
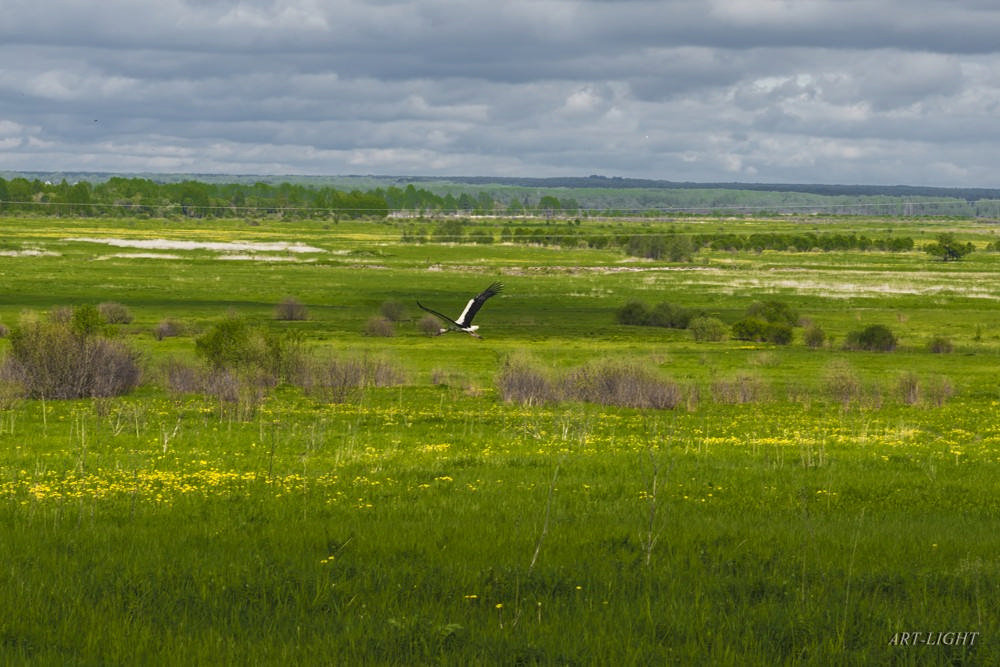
4, 175, 1000, 220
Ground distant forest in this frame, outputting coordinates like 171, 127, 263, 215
3, 172, 1000, 218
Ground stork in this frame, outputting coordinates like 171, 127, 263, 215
417, 282, 503, 338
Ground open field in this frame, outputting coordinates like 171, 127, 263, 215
1, 213, 999, 664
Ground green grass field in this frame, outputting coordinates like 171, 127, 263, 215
1, 214, 998, 665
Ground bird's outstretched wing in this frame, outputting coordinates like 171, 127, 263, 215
417, 301, 462, 329
456, 281, 503, 327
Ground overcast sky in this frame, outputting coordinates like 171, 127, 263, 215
2, 0, 1000, 186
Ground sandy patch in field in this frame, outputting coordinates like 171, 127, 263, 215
690, 275, 1000, 300
0, 249, 60, 257
67, 237, 326, 253
97, 252, 183, 260
216, 254, 317, 262
500, 265, 721, 276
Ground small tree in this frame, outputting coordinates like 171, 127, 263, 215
925, 233, 973, 261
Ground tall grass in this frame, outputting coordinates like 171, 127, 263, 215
1, 212, 999, 663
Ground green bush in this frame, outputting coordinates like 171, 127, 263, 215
746, 300, 798, 326
844, 324, 897, 352
616, 301, 650, 326
731, 317, 793, 344
731, 317, 769, 341
689, 316, 727, 342
195, 314, 304, 383
648, 302, 693, 329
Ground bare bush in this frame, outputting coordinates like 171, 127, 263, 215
418, 315, 443, 336
275, 297, 309, 321
364, 316, 395, 337
924, 376, 954, 407
563, 360, 682, 409
300, 355, 406, 403
897, 372, 920, 405
711, 374, 770, 404
2, 309, 140, 399
162, 358, 205, 395
154, 318, 185, 340
823, 360, 862, 407
496, 354, 559, 405
98, 301, 134, 324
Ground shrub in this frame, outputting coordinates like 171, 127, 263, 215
803, 324, 826, 349
711, 374, 769, 404
300, 355, 406, 403
195, 315, 304, 384
364, 316, 395, 337
162, 358, 205, 394
275, 296, 309, 321
897, 371, 920, 405
731, 317, 769, 342
746, 300, 798, 326
98, 301, 134, 324
71, 304, 105, 337
617, 301, 650, 326
418, 315, 443, 336
924, 376, 954, 406
3, 307, 141, 399
563, 360, 682, 409
844, 324, 897, 352
195, 315, 259, 369
927, 336, 953, 354
154, 318, 185, 340
924, 233, 973, 261
496, 354, 559, 405
648, 302, 693, 329
765, 322, 794, 345
823, 360, 861, 406
689, 316, 727, 342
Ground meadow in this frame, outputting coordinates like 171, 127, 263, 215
1, 213, 999, 665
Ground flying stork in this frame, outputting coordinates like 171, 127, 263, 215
417, 281, 503, 338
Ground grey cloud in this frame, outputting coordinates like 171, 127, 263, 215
3, 1, 1000, 185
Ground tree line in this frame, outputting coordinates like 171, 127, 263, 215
0, 176, 389, 219
398, 220, 918, 260
0, 176, 589, 219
